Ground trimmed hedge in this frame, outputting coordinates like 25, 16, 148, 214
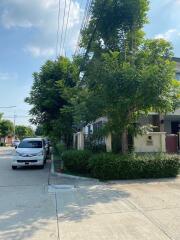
89, 153, 180, 180
61, 150, 180, 180
62, 150, 92, 174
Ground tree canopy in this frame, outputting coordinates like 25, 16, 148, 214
15, 125, 34, 139
72, 0, 179, 152
25, 56, 78, 146
0, 119, 14, 138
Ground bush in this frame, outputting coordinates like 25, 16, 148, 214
89, 153, 180, 180
62, 150, 92, 173
54, 143, 66, 157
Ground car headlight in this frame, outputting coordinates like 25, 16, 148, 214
15, 151, 21, 156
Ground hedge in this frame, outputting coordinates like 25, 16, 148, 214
62, 149, 92, 174
89, 153, 180, 180
61, 150, 180, 180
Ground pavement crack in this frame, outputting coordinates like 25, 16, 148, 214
55, 192, 61, 240
126, 198, 173, 240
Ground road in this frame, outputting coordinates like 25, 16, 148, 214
1, 147, 180, 240
0, 147, 58, 240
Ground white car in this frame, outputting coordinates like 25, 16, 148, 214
12, 138, 47, 170
12, 139, 20, 147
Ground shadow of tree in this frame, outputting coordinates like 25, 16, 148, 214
56, 184, 132, 222
0, 185, 58, 240
0, 148, 58, 240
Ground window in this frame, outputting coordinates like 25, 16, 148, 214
18, 140, 42, 148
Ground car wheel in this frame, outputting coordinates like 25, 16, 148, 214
12, 166, 17, 170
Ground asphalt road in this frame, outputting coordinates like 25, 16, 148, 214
0, 147, 58, 240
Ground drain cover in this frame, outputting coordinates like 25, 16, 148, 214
48, 184, 75, 193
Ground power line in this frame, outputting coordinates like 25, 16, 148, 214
3, 116, 30, 118
0, 106, 16, 109
61, 0, 72, 56
59, 0, 67, 56
74, 0, 92, 56
55, 0, 61, 58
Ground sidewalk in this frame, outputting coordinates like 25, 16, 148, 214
49, 171, 180, 240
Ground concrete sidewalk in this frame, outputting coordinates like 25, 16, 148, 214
49, 173, 180, 240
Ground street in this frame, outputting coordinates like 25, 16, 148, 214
0, 147, 58, 240
1, 147, 180, 240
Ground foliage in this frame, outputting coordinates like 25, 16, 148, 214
74, 43, 176, 134
81, 0, 149, 53
0, 119, 14, 137
15, 125, 34, 139
35, 125, 45, 136
54, 142, 66, 156
25, 56, 78, 146
72, 0, 178, 153
62, 150, 92, 173
89, 153, 180, 180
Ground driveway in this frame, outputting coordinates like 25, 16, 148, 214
1, 147, 180, 240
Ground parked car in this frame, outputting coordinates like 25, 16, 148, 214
12, 138, 47, 170
44, 138, 51, 156
12, 139, 20, 147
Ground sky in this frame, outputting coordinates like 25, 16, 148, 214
0, 0, 179, 127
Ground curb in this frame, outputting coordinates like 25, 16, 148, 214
50, 154, 99, 181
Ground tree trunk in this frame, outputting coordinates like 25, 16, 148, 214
121, 130, 128, 154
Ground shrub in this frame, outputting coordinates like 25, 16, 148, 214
62, 150, 92, 173
89, 153, 180, 180
54, 143, 66, 157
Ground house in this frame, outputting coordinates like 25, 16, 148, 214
74, 57, 180, 153
0, 135, 14, 146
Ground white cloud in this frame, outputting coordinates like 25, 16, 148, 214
0, 72, 18, 81
24, 45, 55, 58
0, 0, 82, 57
155, 29, 180, 41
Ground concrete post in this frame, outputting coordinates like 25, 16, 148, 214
78, 131, 84, 150
105, 134, 112, 152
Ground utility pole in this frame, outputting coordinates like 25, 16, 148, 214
13, 112, 16, 139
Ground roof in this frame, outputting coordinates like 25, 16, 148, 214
22, 138, 43, 141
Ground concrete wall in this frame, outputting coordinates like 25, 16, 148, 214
105, 134, 112, 152
134, 132, 166, 153
73, 132, 84, 150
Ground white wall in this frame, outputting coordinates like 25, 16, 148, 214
134, 132, 166, 153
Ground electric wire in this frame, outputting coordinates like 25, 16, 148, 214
59, 0, 67, 56
61, 0, 72, 56
74, 0, 92, 56
55, 0, 61, 58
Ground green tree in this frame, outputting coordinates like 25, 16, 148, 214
25, 56, 78, 147
15, 125, 34, 139
35, 125, 44, 136
73, 0, 178, 153
0, 120, 14, 142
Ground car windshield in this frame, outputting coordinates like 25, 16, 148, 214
18, 140, 42, 148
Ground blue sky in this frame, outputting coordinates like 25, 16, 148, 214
0, 0, 179, 126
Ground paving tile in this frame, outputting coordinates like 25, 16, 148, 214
147, 208, 180, 240
58, 211, 171, 240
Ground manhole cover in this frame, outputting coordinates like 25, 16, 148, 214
48, 185, 75, 193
